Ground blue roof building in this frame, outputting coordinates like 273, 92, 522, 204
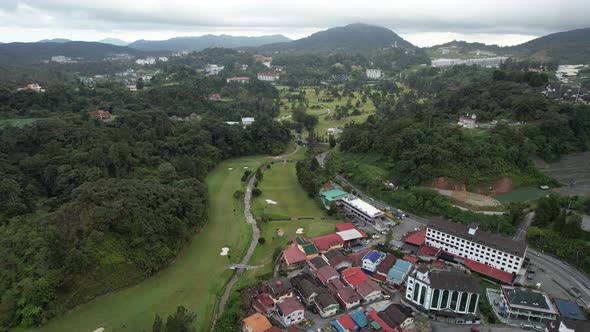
387, 259, 413, 285
362, 250, 386, 273
554, 298, 587, 321
350, 310, 369, 328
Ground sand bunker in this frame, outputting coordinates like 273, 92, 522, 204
220, 247, 230, 256
228, 167, 233, 170
296, 228, 304, 234
243, 166, 249, 169
265, 199, 278, 205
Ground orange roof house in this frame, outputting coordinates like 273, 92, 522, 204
242, 312, 273, 332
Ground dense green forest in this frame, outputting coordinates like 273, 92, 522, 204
337, 65, 590, 187
0, 62, 290, 329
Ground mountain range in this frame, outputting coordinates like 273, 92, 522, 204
127, 34, 291, 52
0, 24, 588, 65
256, 23, 414, 53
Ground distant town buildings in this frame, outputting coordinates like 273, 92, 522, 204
17, 83, 44, 92
135, 57, 156, 65
88, 109, 112, 121
458, 114, 478, 129
431, 57, 509, 68
366, 68, 382, 79
257, 72, 280, 82
208, 93, 221, 101
542, 83, 589, 105
226, 77, 250, 84
51, 55, 76, 63
205, 64, 224, 75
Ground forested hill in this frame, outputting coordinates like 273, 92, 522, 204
127, 34, 291, 52
0, 41, 149, 65
0, 72, 291, 329
508, 27, 590, 64
336, 66, 590, 187
257, 23, 415, 53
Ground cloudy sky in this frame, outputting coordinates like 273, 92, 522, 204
0, 0, 588, 47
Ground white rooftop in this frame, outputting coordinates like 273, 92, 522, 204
342, 196, 383, 218
337, 229, 364, 241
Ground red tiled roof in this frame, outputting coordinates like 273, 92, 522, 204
336, 313, 358, 331
316, 265, 339, 284
376, 254, 397, 275
402, 255, 418, 263
431, 260, 445, 267
356, 280, 383, 298
328, 278, 346, 292
276, 297, 304, 316
348, 248, 372, 266
337, 287, 362, 304
404, 228, 426, 246
367, 310, 396, 332
252, 293, 274, 313
417, 245, 440, 257
342, 267, 370, 288
463, 258, 513, 284
336, 222, 356, 231
266, 327, 282, 332
283, 246, 306, 265
311, 233, 344, 252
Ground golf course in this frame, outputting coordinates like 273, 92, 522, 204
21, 156, 267, 332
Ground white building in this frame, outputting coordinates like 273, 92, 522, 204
500, 286, 558, 322
241, 117, 255, 126
276, 298, 305, 326
361, 250, 386, 273
205, 64, 224, 75
340, 195, 384, 223
405, 267, 480, 321
366, 69, 382, 80
135, 57, 156, 65
458, 114, 478, 129
426, 219, 527, 274
226, 77, 250, 84
431, 57, 509, 68
158, 57, 169, 62
327, 128, 343, 135
257, 72, 280, 82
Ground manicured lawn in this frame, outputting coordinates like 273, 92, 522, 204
0, 118, 46, 128
238, 220, 341, 288
24, 156, 266, 332
252, 162, 327, 220
494, 187, 547, 203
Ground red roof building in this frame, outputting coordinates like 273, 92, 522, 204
367, 309, 397, 332
463, 258, 514, 284
404, 228, 426, 246
336, 222, 356, 232
431, 260, 445, 268
316, 265, 340, 285
342, 267, 370, 288
283, 246, 306, 266
208, 93, 221, 101
88, 109, 112, 120
332, 313, 358, 332
417, 245, 440, 257
402, 255, 419, 263
311, 233, 344, 252
373, 254, 397, 282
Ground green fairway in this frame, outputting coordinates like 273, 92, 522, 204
23, 156, 266, 332
494, 187, 547, 203
253, 162, 327, 220
238, 219, 341, 287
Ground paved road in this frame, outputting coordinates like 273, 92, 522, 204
432, 321, 524, 332
513, 211, 534, 241
527, 248, 590, 306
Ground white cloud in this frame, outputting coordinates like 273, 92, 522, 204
0, 0, 588, 45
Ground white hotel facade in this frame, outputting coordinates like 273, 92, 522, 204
425, 219, 527, 274
339, 195, 384, 223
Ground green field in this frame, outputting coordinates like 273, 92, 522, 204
494, 187, 547, 203
253, 162, 328, 220
23, 156, 267, 332
0, 118, 46, 128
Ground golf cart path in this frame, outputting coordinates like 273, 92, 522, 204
211, 144, 299, 331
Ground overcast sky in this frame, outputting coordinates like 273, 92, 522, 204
0, 0, 588, 47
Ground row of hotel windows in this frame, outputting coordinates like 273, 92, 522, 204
426, 239, 516, 271
427, 229, 520, 261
